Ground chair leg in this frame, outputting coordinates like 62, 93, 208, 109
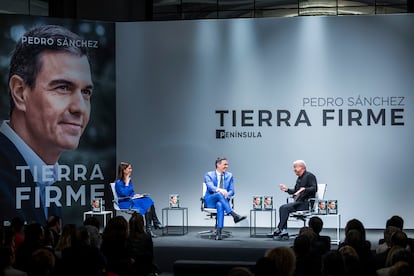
198, 215, 232, 239
198, 215, 218, 237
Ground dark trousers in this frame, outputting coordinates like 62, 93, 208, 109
277, 201, 309, 230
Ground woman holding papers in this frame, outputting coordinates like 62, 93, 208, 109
115, 162, 163, 237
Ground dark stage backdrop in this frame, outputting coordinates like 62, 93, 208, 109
116, 14, 414, 229
0, 14, 116, 225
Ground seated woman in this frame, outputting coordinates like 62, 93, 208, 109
115, 162, 163, 237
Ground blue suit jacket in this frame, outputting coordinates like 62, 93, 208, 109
203, 170, 235, 199
0, 132, 60, 225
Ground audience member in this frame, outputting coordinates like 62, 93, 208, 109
377, 247, 414, 276
298, 226, 323, 257
292, 233, 321, 276
83, 216, 101, 231
252, 256, 277, 276
380, 231, 409, 269
388, 261, 413, 276
377, 215, 404, 246
60, 225, 106, 276
84, 225, 102, 249
308, 216, 331, 254
321, 250, 345, 276
28, 248, 56, 276
100, 216, 132, 275
126, 212, 157, 276
10, 217, 25, 251
0, 246, 27, 276
14, 222, 45, 272
386, 216, 404, 231
45, 216, 61, 249
54, 224, 77, 260
378, 215, 414, 252
42, 228, 56, 252
265, 246, 296, 276
339, 218, 375, 276
338, 245, 362, 276
390, 230, 409, 249
376, 225, 400, 263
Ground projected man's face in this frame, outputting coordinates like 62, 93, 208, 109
10, 51, 93, 164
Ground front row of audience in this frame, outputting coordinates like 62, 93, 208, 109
0, 212, 157, 276
1, 214, 413, 276
228, 215, 414, 276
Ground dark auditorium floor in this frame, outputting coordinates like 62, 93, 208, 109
152, 226, 412, 275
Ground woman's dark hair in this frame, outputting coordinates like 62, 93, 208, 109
116, 162, 131, 181
386, 215, 404, 230
344, 218, 366, 241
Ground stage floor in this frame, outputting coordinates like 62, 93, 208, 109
152, 226, 408, 275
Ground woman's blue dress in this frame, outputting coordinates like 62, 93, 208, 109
115, 179, 154, 214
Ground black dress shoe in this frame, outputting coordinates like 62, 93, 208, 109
233, 214, 247, 224
273, 232, 289, 241
273, 228, 281, 236
153, 221, 164, 229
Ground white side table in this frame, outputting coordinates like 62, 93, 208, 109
83, 210, 113, 228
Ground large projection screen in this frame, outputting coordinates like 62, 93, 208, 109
116, 14, 414, 229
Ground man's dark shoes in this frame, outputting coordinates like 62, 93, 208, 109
215, 228, 223, 240
273, 228, 282, 236
233, 214, 247, 224
273, 228, 289, 240
153, 220, 164, 230
273, 232, 289, 241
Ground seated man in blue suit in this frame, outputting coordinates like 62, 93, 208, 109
203, 157, 246, 240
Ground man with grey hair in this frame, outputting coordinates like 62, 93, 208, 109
273, 160, 317, 239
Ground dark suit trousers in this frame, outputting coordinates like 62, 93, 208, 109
277, 201, 308, 230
